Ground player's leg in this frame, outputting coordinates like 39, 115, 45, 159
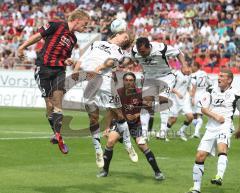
111, 108, 138, 162
193, 114, 203, 138
44, 97, 59, 144
135, 135, 165, 181
51, 68, 68, 154
86, 104, 104, 168
51, 89, 69, 154
211, 134, 229, 186
188, 132, 215, 193
165, 116, 177, 139
97, 130, 121, 177
178, 113, 193, 141
141, 96, 154, 141
34, 66, 56, 141
157, 96, 171, 141
186, 150, 208, 193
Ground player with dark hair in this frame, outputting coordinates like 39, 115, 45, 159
18, 9, 90, 154
98, 72, 165, 180
187, 69, 240, 193
132, 37, 189, 142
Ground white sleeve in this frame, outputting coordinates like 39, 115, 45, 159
197, 92, 211, 109
79, 43, 93, 63
191, 75, 197, 86
165, 45, 181, 57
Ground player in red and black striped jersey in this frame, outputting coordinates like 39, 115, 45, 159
99, 72, 165, 180
18, 9, 90, 154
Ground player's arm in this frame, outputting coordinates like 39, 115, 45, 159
201, 107, 225, 123
172, 88, 183, 99
177, 51, 188, 68
18, 33, 42, 59
126, 113, 140, 121
95, 58, 118, 73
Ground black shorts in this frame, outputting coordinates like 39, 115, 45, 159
34, 66, 66, 97
128, 123, 142, 139
110, 121, 142, 140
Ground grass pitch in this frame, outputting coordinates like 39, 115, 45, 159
0, 107, 240, 193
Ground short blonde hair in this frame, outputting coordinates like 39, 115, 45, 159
68, 9, 90, 22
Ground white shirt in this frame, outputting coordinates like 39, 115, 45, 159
171, 70, 191, 104
191, 70, 212, 93
198, 86, 239, 132
80, 41, 125, 91
132, 42, 180, 78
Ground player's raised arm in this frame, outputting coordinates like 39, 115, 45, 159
17, 33, 42, 59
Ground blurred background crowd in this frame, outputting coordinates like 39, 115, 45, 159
0, 0, 239, 73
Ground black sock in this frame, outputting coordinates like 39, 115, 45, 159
144, 149, 160, 173
103, 147, 113, 173
167, 123, 172, 129
52, 112, 63, 133
148, 115, 154, 132
183, 121, 191, 126
48, 115, 55, 133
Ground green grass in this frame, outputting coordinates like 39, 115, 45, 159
0, 107, 240, 193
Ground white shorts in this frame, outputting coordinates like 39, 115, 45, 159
142, 72, 176, 98
169, 95, 192, 117
84, 75, 121, 111
197, 129, 233, 156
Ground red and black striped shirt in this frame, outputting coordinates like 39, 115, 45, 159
37, 20, 77, 67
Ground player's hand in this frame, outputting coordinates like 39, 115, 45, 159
17, 47, 25, 60
103, 128, 110, 138
126, 114, 136, 121
235, 129, 240, 139
94, 66, 102, 74
216, 115, 225, 124
86, 72, 97, 80
177, 93, 183, 99
72, 71, 79, 81
65, 58, 75, 66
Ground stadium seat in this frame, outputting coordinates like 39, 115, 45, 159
203, 66, 212, 73
231, 67, 239, 74
212, 67, 220, 74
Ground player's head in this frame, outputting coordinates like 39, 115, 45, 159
110, 31, 134, 50
136, 37, 151, 57
181, 65, 191, 75
192, 62, 200, 73
218, 68, 233, 91
123, 72, 136, 89
68, 9, 90, 32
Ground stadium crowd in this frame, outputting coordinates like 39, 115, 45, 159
0, 0, 239, 73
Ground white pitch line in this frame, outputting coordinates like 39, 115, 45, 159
0, 130, 51, 134
0, 136, 91, 140
0, 136, 50, 140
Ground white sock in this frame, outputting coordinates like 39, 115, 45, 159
140, 109, 150, 138
160, 110, 169, 134
179, 123, 188, 133
194, 117, 203, 136
217, 154, 228, 178
91, 129, 102, 154
123, 125, 132, 150
193, 162, 204, 191
192, 119, 198, 126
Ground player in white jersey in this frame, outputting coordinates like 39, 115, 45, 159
191, 62, 212, 138
165, 66, 194, 141
73, 31, 138, 170
131, 37, 189, 142
187, 69, 240, 193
